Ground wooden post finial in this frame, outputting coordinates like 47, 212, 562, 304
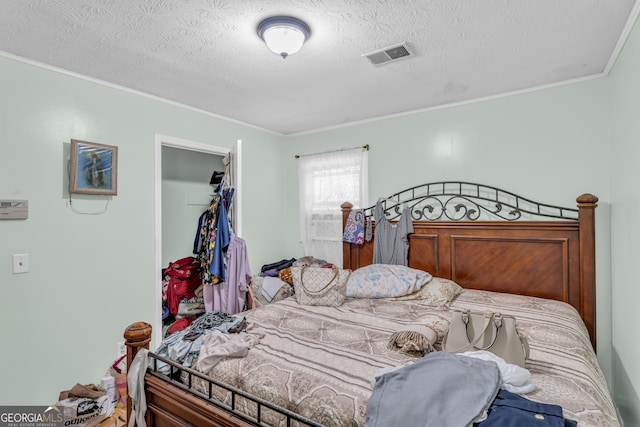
577, 193, 598, 206
124, 321, 152, 347
124, 322, 152, 424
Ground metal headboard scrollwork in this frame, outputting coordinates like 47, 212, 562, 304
365, 181, 579, 222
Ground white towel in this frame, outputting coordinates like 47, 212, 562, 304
262, 277, 286, 301
460, 350, 536, 394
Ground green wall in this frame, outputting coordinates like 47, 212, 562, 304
284, 59, 625, 421
0, 56, 281, 404
608, 14, 640, 427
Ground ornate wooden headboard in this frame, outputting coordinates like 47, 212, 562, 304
341, 182, 598, 349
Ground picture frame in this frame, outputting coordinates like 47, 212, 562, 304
69, 139, 118, 195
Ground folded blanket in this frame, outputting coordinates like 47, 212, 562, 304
387, 313, 449, 356
178, 296, 205, 316
388, 324, 438, 355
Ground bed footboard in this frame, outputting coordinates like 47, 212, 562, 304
124, 322, 323, 427
124, 322, 253, 427
143, 372, 254, 427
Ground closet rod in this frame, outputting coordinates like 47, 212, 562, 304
294, 144, 369, 159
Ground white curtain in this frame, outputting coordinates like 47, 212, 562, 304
298, 147, 368, 267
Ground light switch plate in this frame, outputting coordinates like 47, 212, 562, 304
12, 254, 29, 274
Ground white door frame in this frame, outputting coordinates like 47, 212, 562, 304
154, 134, 242, 346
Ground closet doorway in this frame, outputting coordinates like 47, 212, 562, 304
154, 134, 242, 345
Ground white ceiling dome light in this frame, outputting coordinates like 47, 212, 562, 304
257, 16, 311, 59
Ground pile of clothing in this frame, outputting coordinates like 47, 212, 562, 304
259, 257, 296, 277
366, 351, 576, 427
161, 256, 206, 338
155, 311, 262, 375
251, 256, 334, 306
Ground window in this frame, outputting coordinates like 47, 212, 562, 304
298, 147, 368, 266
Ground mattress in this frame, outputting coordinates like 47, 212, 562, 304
189, 288, 619, 427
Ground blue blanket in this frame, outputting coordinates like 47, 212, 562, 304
366, 351, 501, 427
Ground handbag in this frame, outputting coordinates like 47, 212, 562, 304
291, 266, 350, 306
443, 309, 530, 367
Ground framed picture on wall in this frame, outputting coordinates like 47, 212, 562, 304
69, 139, 118, 195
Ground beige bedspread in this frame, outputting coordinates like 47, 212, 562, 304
189, 289, 619, 427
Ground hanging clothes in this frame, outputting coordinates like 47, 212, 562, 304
194, 194, 221, 284
194, 179, 251, 314
209, 187, 233, 282
203, 235, 251, 314
372, 199, 413, 266
194, 185, 233, 285
343, 209, 365, 245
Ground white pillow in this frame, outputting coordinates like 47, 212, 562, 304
347, 264, 432, 298
388, 277, 464, 308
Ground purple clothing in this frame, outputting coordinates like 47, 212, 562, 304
260, 268, 279, 277
209, 189, 232, 282
204, 236, 251, 315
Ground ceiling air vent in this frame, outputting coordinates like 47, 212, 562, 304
363, 42, 413, 66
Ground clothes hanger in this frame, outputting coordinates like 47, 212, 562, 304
376, 197, 409, 220
377, 196, 405, 209
209, 170, 225, 185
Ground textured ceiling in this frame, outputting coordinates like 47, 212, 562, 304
1, 0, 638, 135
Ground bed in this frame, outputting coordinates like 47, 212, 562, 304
124, 181, 618, 427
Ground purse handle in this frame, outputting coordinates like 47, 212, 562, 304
300, 266, 339, 295
445, 310, 497, 353
464, 311, 502, 351
464, 311, 531, 360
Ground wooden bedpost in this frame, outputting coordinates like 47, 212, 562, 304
342, 202, 353, 269
577, 194, 598, 351
124, 321, 152, 424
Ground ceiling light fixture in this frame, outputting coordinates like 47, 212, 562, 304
257, 16, 311, 59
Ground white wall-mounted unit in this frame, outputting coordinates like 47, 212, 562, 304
0, 200, 28, 219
